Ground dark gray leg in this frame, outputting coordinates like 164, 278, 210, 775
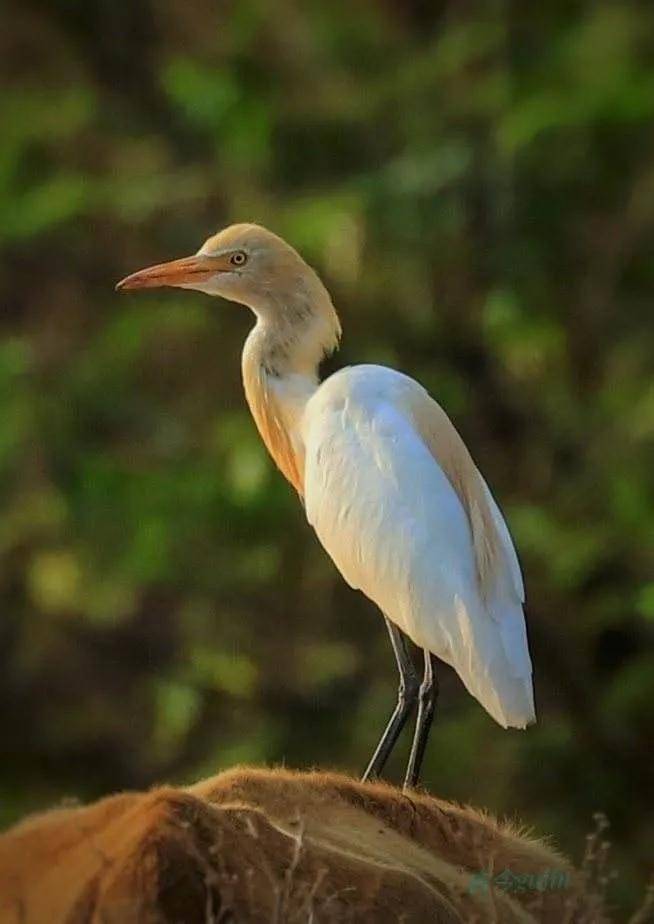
404, 650, 438, 789
361, 617, 419, 782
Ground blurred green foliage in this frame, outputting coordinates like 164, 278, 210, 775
1, 0, 653, 915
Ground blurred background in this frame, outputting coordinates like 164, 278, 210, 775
1, 0, 653, 915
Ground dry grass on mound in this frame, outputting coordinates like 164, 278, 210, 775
0, 766, 611, 923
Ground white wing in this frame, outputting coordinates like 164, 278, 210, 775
301, 365, 535, 729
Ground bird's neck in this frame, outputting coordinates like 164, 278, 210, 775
241, 291, 341, 495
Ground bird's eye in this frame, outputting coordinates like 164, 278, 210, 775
230, 251, 247, 266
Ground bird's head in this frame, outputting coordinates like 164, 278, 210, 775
117, 222, 342, 370
117, 223, 327, 318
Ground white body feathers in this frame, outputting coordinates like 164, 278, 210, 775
300, 364, 535, 729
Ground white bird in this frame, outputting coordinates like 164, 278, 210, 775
117, 223, 535, 787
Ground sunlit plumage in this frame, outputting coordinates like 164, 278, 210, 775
117, 223, 535, 786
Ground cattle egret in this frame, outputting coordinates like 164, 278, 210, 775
117, 224, 536, 787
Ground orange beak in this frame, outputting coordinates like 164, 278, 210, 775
116, 254, 232, 291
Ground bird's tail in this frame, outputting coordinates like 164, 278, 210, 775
448, 602, 536, 730
467, 668, 536, 729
